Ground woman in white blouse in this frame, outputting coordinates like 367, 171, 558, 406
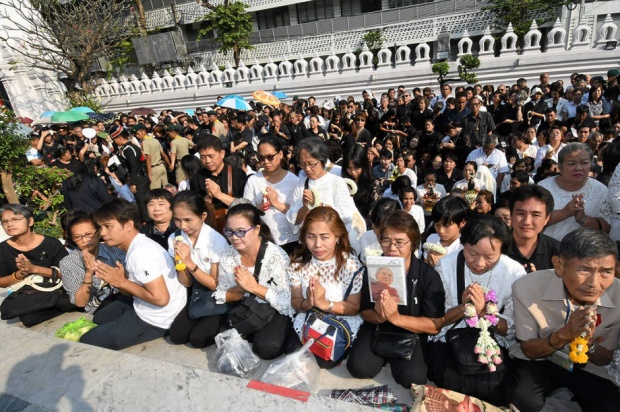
244, 137, 299, 254
289, 206, 364, 368
428, 215, 526, 405
287, 137, 364, 252
215, 203, 292, 359
168, 191, 229, 348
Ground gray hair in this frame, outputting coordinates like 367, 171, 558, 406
482, 134, 498, 147
0, 204, 34, 220
295, 137, 329, 165
558, 142, 593, 167
559, 228, 617, 261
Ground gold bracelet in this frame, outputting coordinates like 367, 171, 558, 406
12, 272, 19, 281
82, 280, 93, 285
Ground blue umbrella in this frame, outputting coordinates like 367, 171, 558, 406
185, 109, 195, 116
216, 95, 252, 111
40, 110, 57, 118
70, 106, 95, 114
273, 91, 288, 99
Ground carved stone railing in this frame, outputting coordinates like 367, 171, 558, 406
94, 14, 618, 112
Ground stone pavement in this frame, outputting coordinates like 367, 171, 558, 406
0, 291, 582, 412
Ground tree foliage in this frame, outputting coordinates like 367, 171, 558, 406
363, 29, 385, 52
0, 0, 134, 94
0, 109, 29, 203
483, 0, 570, 39
432, 55, 480, 86
197, 0, 254, 67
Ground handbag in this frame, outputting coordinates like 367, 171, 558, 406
371, 256, 423, 360
445, 251, 505, 375
227, 240, 275, 336
301, 267, 363, 361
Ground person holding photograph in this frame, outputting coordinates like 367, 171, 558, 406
347, 211, 446, 388
370, 266, 400, 303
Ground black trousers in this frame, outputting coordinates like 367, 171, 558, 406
133, 178, 151, 223
169, 302, 224, 348
506, 358, 620, 412
243, 312, 292, 360
347, 323, 428, 388
427, 341, 509, 406
80, 298, 166, 350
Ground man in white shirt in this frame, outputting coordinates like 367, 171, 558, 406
80, 199, 186, 350
430, 83, 453, 113
466, 135, 509, 187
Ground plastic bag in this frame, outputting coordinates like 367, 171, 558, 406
215, 328, 261, 378
54, 317, 97, 342
259, 340, 320, 392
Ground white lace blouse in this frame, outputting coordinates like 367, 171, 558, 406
602, 165, 620, 242
538, 176, 609, 241
289, 254, 364, 340
214, 242, 293, 316
430, 251, 526, 348
243, 171, 300, 245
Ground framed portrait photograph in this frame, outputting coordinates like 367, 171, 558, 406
366, 256, 407, 306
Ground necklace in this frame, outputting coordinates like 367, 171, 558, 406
466, 265, 494, 291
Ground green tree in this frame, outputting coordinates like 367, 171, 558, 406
483, 0, 570, 40
197, 0, 254, 67
0, 0, 134, 94
0, 109, 30, 204
432, 55, 480, 86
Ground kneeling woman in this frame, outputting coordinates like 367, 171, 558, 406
215, 203, 292, 359
289, 206, 364, 368
168, 191, 228, 348
427, 215, 526, 405
347, 211, 446, 387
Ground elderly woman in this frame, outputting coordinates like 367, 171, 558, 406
538, 143, 610, 241
215, 203, 292, 359
0, 204, 75, 326
60, 214, 125, 314
507, 229, 620, 412
287, 137, 364, 251
427, 215, 526, 405
347, 211, 445, 387
289, 207, 364, 368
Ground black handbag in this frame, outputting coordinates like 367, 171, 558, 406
0, 289, 61, 320
188, 282, 237, 319
227, 240, 276, 336
371, 256, 423, 360
445, 251, 505, 375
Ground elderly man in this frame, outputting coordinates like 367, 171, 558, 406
465, 135, 509, 187
507, 229, 620, 412
462, 96, 495, 147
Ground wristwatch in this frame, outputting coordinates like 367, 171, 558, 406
588, 343, 597, 355
576, 214, 588, 225
327, 300, 334, 312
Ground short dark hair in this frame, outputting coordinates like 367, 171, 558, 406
460, 214, 512, 254
431, 196, 470, 226
196, 135, 223, 152
145, 188, 174, 205
508, 184, 555, 216
92, 198, 141, 229
511, 170, 530, 185
379, 210, 421, 250
558, 228, 618, 261
370, 198, 401, 228
379, 149, 393, 159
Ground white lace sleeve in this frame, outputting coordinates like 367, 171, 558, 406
214, 247, 238, 304
259, 244, 293, 316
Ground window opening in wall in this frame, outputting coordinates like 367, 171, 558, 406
256, 6, 290, 30
297, 0, 335, 24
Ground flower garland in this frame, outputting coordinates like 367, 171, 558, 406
464, 288, 503, 372
569, 333, 589, 364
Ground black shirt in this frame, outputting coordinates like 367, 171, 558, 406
140, 221, 178, 251
462, 111, 495, 147
0, 236, 67, 278
188, 164, 248, 210
506, 234, 560, 274
360, 255, 446, 333
436, 168, 462, 193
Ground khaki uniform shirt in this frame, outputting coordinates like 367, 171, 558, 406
510, 269, 620, 383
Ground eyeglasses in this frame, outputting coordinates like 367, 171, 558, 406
471, 103, 481, 106
355, 118, 365, 122
1, 216, 26, 226
72, 230, 98, 242
404, 94, 410, 97
380, 238, 411, 249
299, 160, 321, 170
223, 226, 256, 238
257, 153, 278, 162
347, 105, 355, 108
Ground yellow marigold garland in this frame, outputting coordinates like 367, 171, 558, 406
569, 333, 589, 364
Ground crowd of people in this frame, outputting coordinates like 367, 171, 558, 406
4, 69, 620, 410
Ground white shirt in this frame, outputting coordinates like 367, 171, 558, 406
127, 234, 186, 329
359, 230, 381, 265
215, 242, 292, 316
466, 147, 510, 179
244, 171, 299, 245
534, 143, 566, 170
167, 223, 228, 275
516, 144, 538, 159
602, 165, 620, 241
405, 205, 426, 236
538, 176, 609, 241
431, 251, 526, 347
423, 233, 462, 261
453, 178, 486, 191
